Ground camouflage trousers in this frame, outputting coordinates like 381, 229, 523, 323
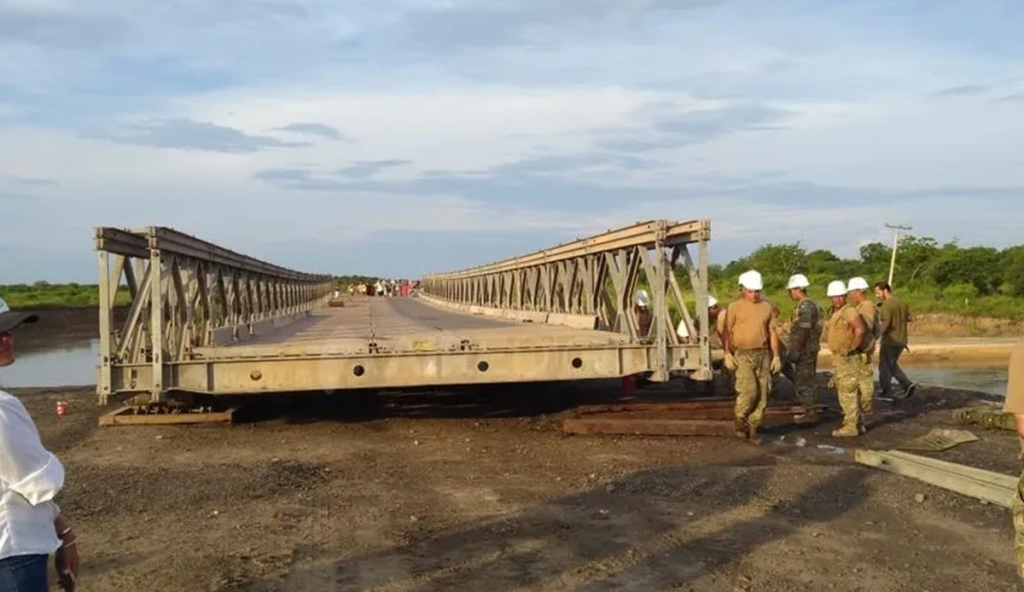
1014, 471, 1024, 580
858, 350, 875, 416
833, 353, 863, 430
791, 350, 818, 413
734, 349, 772, 427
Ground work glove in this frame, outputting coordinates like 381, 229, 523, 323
724, 352, 737, 371
770, 356, 782, 375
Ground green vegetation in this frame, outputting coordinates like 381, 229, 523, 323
4, 236, 1023, 319
0, 282, 132, 309
690, 236, 1024, 319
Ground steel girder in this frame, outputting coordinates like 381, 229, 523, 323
421, 219, 714, 382
94, 226, 334, 403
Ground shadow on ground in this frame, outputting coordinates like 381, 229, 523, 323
215, 464, 871, 592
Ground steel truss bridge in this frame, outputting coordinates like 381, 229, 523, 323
94, 220, 715, 405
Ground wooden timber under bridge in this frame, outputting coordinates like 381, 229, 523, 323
92, 220, 743, 427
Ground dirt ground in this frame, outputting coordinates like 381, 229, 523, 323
9, 377, 1024, 592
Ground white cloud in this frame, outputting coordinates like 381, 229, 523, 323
0, 0, 1022, 283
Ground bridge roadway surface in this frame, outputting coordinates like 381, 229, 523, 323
194, 296, 630, 360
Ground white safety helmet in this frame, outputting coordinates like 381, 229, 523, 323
708, 295, 718, 308
826, 280, 847, 297
635, 289, 650, 307
786, 274, 810, 290
738, 270, 764, 291
847, 277, 870, 292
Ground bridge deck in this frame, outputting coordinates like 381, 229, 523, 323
195, 297, 630, 360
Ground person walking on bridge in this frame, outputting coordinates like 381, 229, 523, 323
784, 274, 823, 424
723, 270, 782, 443
847, 277, 878, 424
873, 282, 918, 399
823, 281, 868, 437
0, 297, 80, 591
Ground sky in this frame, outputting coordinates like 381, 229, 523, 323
1, 0, 1023, 283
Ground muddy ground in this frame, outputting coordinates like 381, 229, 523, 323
10, 377, 1024, 592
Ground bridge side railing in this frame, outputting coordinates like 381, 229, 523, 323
95, 226, 334, 403
421, 219, 713, 382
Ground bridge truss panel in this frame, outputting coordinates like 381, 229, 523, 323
94, 226, 335, 403
421, 219, 714, 383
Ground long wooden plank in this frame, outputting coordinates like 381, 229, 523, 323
854, 449, 1019, 508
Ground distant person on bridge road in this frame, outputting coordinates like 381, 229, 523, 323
783, 274, 823, 424
1002, 340, 1024, 580
0, 298, 80, 591
722, 270, 782, 443
823, 281, 867, 437
873, 281, 918, 400
847, 277, 878, 422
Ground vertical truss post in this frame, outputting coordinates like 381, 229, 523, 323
97, 250, 114, 405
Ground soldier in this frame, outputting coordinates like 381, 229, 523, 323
823, 280, 868, 437
1004, 340, 1024, 580
634, 289, 653, 339
784, 274, 823, 423
723, 270, 782, 443
847, 277, 878, 426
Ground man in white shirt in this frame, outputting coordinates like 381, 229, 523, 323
0, 297, 79, 591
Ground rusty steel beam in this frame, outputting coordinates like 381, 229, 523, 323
95, 226, 334, 404
421, 219, 714, 383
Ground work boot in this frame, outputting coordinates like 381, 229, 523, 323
831, 423, 860, 438
747, 422, 762, 445
734, 417, 748, 439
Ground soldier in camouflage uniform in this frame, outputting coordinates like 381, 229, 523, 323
847, 277, 878, 432
823, 280, 868, 438
784, 274, 823, 423
1002, 341, 1024, 579
723, 270, 782, 443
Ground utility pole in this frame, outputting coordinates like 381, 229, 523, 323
884, 223, 913, 288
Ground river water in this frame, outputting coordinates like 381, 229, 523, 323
0, 338, 1012, 397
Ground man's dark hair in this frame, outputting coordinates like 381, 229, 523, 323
874, 281, 892, 292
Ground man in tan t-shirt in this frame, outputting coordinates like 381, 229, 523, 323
848, 277, 878, 420
723, 270, 782, 443
824, 280, 867, 437
1002, 341, 1024, 580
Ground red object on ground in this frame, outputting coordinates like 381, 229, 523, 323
621, 375, 637, 395
56, 401, 68, 417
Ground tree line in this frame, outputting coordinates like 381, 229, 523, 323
698, 235, 1024, 317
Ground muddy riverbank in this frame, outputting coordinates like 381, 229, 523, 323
9, 378, 1024, 591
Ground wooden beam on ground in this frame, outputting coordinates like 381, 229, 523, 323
854, 449, 1018, 508
99, 405, 239, 427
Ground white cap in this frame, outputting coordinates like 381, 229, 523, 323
847, 277, 870, 292
708, 295, 718, 307
635, 289, 650, 307
738, 270, 764, 291
826, 280, 847, 297
786, 274, 810, 290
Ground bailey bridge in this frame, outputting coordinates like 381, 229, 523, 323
94, 220, 716, 405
